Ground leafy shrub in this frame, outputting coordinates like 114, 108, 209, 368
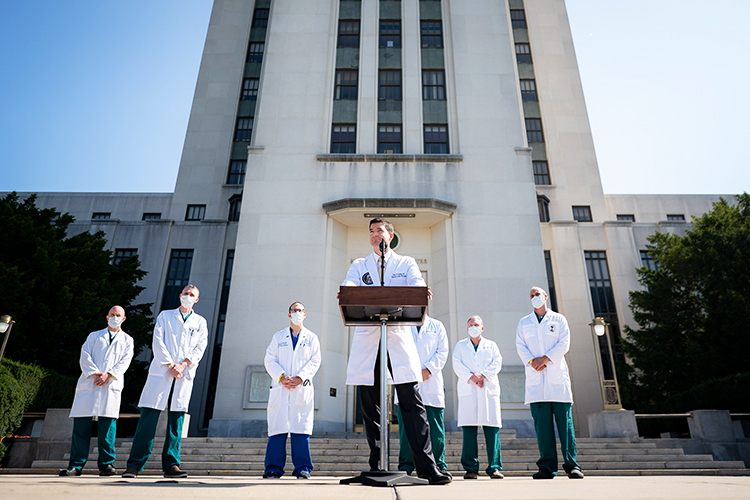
0, 359, 45, 461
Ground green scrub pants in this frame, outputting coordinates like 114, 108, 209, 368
126, 406, 184, 472
396, 404, 447, 473
460, 425, 503, 475
68, 416, 117, 470
530, 402, 581, 475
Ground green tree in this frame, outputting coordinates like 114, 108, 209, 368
0, 192, 153, 412
620, 193, 750, 413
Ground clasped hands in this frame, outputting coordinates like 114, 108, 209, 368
281, 375, 303, 389
469, 372, 485, 388
169, 361, 190, 378
92, 372, 111, 386
530, 355, 551, 372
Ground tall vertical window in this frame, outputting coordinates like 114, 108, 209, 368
525, 118, 544, 142
338, 21, 360, 47
247, 43, 264, 63
202, 249, 234, 428
424, 125, 448, 154
335, 70, 358, 100
617, 214, 635, 222
537, 195, 550, 222
515, 43, 532, 63
421, 21, 443, 48
640, 250, 658, 271
228, 194, 242, 222
572, 206, 593, 222
241, 78, 259, 100
584, 251, 623, 378
544, 251, 558, 312
422, 70, 445, 100
161, 250, 194, 311
379, 70, 402, 100
380, 20, 401, 47
185, 205, 206, 221
520, 79, 537, 101
331, 125, 356, 153
235, 117, 253, 142
378, 125, 402, 154
252, 8, 269, 28
510, 9, 527, 29
113, 249, 137, 265
227, 160, 247, 185
533, 161, 550, 185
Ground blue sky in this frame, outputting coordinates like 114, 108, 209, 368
1, 1, 748, 195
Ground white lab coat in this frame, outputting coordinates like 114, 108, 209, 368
264, 326, 322, 436
452, 337, 503, 427
69, 328, 134, 419
138, 308, 208, 413
515, 311, 573, 405
342, 250, 424, 385
394, 315, 449, 408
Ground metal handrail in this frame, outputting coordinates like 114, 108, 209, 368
635, 413, 693, 419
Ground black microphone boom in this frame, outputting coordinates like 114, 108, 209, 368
379, 238, 387, 286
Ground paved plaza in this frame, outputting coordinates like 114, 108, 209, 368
1, 474, 749, 500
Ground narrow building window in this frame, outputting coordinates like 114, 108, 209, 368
378, 125, 402, 154
379, 70, 402, 100
331, 125, 356, 153
185, 205, 206, 221
338, 21, 360, 48
235, 117, 253, 142
424, 125, 448, 154
227, 160, 247, 185
515, 43, 532, 63
584, 250, 623, 376
228, 194, 242, 222
422, 71, 445, 100
380, 20, 401, 48
510, 9, 527, 29
421, 21, 443, 48
520, 79, 537, 101
537, 196, 550, 222
525, 118, 544, 142
335, 70, 358, 100
544, 251, 559, 312
640, 250, 658, 271
572, 205, 593, 222
247, 43, 264, 63
242, 78, 259, 100
533, 161, 550, 185
161, 249, 194, 311
252, 9, 269, 28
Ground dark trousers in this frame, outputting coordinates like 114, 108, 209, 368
530, 402, 581, 475
264, 433, 313, 477
68, 417, 117, 470
460, 426, 502, 474
358, 346, 436, 474
397, 405, 447, 473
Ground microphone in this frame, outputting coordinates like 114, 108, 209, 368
379, 238, 387, 255
379, 238, 387, 286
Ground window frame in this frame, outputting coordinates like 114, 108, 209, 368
227, 160, 247, 185
252, 8, 269, 28
235, 117, 254, 142
379, 20, 401, 48
335, 70, 358, 100
515, 42, 532, 63
241, 78, 259, 100
520, 79, 537, 101
423, 125, 449, 154
142, 213, 161, 221
532, 160, 550, 185
378, 124, 403, 154
422, 70, 446, 101
572, 205, 593, 222
420, 21, 443, 48
537, 195, 550, 223
331, 124, 357, 154
616, 214, 636, 222
247, 42, 264, 63
338, 20, 360, 48
379, 70, 402, 100
185, 204, 206, 222
510, 9, 527, 29
92, 212, 111, 220
113, 248, 138, 265
667, 214, 685, 221
525, 118, 544, 143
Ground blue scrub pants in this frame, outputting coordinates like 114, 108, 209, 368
264, 433, 313, 477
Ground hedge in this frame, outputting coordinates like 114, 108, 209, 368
0, 359, 45, 462
662, 372, 750, 414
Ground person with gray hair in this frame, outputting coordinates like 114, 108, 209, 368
515, 286, 583, 479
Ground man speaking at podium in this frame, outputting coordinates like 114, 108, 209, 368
341, 218, 451, 485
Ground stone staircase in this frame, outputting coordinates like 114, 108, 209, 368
22, 431, 750, 476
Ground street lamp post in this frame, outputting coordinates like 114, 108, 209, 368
0, 315, 16, 364
590, 317, 623, 410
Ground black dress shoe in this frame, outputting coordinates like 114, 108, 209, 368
532, 468, 555, 479
420, 468, 452, 485
263, 471, 282, 479
164, 465, 188, 478
99, 464, 117, 476
439, 469, 453, 480
59, 467, 81, 477
567, 467, 584, 479
121, 467, 138, 478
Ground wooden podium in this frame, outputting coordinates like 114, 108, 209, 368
338, 286, 429, 487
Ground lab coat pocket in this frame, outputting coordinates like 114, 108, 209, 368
296, 384, 314, 407
268, 386, 284, 410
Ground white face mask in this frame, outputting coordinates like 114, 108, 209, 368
468, 326, 482, 338
291, 312, 305, 325
180, 295, 196, 309
108, 316, 123, 329
531, 295, 546, 309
